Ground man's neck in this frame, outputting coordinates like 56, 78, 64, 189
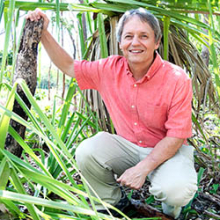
129, 58, 154, 81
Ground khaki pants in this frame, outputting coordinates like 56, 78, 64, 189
75, 132, 198, 219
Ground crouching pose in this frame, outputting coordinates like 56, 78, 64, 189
27, 7, 198, 219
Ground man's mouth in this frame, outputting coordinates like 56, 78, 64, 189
129, 49, 144, 53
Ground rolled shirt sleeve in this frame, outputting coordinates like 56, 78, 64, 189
74, 59, 101, 90
165, 76, 192, 139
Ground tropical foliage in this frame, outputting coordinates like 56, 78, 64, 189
0, 0, 220, 219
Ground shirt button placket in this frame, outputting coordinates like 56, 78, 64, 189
132, 83, 139, 146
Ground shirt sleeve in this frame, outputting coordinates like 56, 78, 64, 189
165, 76, 192, 139
74, 59, 101, 90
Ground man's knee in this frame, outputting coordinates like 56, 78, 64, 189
75, 132, 110, 170
150, 178, 198, 207
75, 138, 91, 169
165, 179, 197, 206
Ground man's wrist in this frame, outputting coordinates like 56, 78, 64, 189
135, 160, 151, 177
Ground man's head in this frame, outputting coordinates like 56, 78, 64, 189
116, 8, 162, 44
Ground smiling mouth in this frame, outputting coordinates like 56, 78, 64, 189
129, 49, 144, 53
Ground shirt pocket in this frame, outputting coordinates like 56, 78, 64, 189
144, 104, 168, 130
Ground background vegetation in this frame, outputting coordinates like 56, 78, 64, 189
0, 0, 220, 219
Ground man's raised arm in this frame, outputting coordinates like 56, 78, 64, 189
26, 8, 75, 78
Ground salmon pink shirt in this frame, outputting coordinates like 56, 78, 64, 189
74, 53, 192, 148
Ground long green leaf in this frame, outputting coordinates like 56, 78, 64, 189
2, 83, 47, 140
0, 81, 17, 158
77, 13, 86, 57
0, 158, 11, 190
56, 0, 60, 40
163, 16, 170, 60
0, 0, 15, 83
0, 0, 4, 24
0, 190, 116, 219
0, 200, 22, 217
4, 1, 69, 11
58, 79, 77, 136
8, 126, 52, 177
207, 0, 220, 101
98, 13, 108, 58
10, 168, 41, 220
192, 113, 208, 141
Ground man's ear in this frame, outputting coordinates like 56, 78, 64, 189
154, 40, 160, 50
119, 42, 122, 49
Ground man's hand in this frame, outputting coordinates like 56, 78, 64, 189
26, 8, 49, 31
117, 137, 185, 190
117, 165, 147, 190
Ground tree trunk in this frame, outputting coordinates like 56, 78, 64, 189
5, 18, 43, 157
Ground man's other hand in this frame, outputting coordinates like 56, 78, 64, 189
117, 165, 146, 190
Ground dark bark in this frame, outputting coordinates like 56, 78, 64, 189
130, 199, 174, 220
5, 18, 43, 157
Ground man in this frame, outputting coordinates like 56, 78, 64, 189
27, 8, 198, 219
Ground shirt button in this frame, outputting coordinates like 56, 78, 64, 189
134, 84, 137, 87
131, 105, 135, 109
134, 122, 137, 126
139, 140, 142, 143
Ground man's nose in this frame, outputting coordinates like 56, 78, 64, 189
131, 36, 140, 45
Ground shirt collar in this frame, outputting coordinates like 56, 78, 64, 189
125, 52, 164, 82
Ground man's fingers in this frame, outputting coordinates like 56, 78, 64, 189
25, 8, 49, 31
26, 8, 43, 21
26, 11, 38, 21
116, 177, 121, 182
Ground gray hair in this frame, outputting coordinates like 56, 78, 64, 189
116, 8, 162, 43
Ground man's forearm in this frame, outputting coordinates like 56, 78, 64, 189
136, 137, 184, 176
117, 136, 184, 189
41, 30, 75, 78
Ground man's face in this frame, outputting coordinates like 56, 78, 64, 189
119, 15, 160, 67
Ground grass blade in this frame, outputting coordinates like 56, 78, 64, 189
58, 79, 77, 136
10, 168, 41, 220
0, 0, 4, 24
163, 16, 170, 60
0, 0, 15, 83
0, 190, 102, 218
0, 82, 17, 158
56, 0, 60, 41
207, 0, 220, 101
98, 13, 108, 58
0, 158, 11, 190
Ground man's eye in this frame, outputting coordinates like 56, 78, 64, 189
142, 35, 148, 39
125, 35, 132, 39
